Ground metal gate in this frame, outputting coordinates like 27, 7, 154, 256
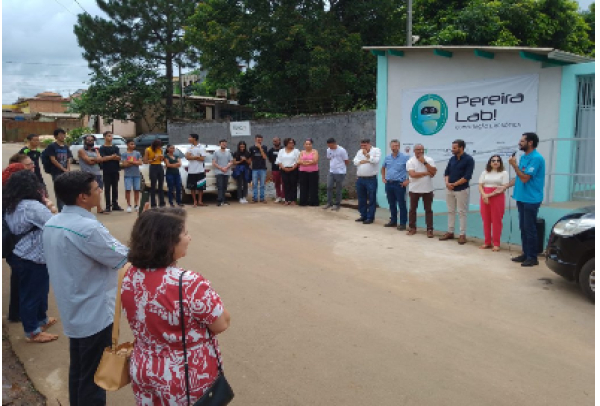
573, 75, 595, 200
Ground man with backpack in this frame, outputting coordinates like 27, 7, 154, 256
43, 128, 72, 212
19, 134, 44, 184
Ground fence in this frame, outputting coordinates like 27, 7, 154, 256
2, 120, 58, 143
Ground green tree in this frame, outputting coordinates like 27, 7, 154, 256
74, 0, 198, 121
70, 61, 167, 132
581, 2, 595, 55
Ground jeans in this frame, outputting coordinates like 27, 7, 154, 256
252, 169, 267, 201
103, 171, 120, 209
52, 173, 66, 212
517, 201, 541, 260
11, 256, 50, 338
216, 174, 230, 203
356, 177, 378, 221
327, 173, 345, 206
69, 324, 113, 406
281, 169, 299, 202
149, 164, 165, 207
409, 192, 434, 230
385, 181, 408, 225
299, 171, 319, 206
165, 173, 182, 205
446, 188, 469, 235
272, 171, 284, 198
6, 254, 20, 321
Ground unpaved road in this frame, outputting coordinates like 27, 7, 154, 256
2, 143, 594, 405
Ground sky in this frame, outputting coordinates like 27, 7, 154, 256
1, 0, 596, 104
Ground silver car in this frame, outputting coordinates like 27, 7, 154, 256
139, 144, 238, 197
70, 133, 128, 163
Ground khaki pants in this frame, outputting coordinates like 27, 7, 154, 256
446, 189, 469, 235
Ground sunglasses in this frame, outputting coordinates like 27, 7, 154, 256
490, 159, 501, 163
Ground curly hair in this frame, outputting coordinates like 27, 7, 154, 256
128, 207, 187, 269
3, 170, 44, 213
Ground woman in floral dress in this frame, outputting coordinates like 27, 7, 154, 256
121, 207, 231, 405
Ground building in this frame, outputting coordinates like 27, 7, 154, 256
362, 46, 594, 244
14, 91, 71, 114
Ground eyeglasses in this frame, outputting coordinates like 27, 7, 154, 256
490, 159, 500, 163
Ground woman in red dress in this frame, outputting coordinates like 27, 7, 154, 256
122, 207, 231, 405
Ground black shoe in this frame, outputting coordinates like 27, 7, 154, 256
384, 222, 397, 228
112, 206, 124, 212
511, 254, 527, 263
521, 258, 539, 267
363, 219, 374, 224
397, 224, 407, 231
355, 217, 366, 222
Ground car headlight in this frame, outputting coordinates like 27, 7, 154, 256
553, 218, 595, 236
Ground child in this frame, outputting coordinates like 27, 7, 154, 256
121, 140, 142, 212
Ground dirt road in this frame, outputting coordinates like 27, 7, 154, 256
2, 143, 594, 405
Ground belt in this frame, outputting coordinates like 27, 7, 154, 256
386, 179, 407, 183
358, 175, 377, 179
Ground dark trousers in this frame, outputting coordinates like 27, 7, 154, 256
216, 174, 230, 203
69, 324, 112, 406
299, 171, 319, 206
517, 201, 541, 260
166, 173, 182, 205
6, 255, 20, 321
237, 175, 249, 199
281, 169, 299, 202
356, 177, 378, 220
385, 181, 408, 225
149, 165, 165, 207
11, 256, 49, 336
409, 191, 434, 230
52, 173, 66, 212
103, 171, 120, 209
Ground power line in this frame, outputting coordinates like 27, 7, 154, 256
3, 61, 89, 67
72, 0, 88, 13
52, 0, 77, 16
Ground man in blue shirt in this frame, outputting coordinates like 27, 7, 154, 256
381, 139, 410, 230
509, 132, 546, 267
440, 139, 475, 245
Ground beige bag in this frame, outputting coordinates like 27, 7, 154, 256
94, 263, 134, 391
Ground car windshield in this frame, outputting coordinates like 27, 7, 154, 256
112, 139, 126, 145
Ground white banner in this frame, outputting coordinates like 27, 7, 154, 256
230, 121, 251, 136
400, 74, 539, 161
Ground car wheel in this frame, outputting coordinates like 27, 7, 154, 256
578, 258, 595, 303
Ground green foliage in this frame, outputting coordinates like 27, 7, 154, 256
65, 127, 89, 145
69, 61, 167, 132
318, 183, 349, 205
74, 0, 199, 119
41, 138, 53, 148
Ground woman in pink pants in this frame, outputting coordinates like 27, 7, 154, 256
478, 155, 509, 251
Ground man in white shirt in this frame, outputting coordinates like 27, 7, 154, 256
323, 138, 349, 211
406, 144, 437, 237
185, 133, 208, 207
352, 138, 381, 224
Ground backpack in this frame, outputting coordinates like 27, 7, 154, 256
2, 214, 37, 259
41, 145, 53, 174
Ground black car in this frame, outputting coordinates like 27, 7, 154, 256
545, 206, 595, 303
134, 133, 170, 153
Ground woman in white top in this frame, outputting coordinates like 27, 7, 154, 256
275, 138, 301, 205
478, 155, 510, 251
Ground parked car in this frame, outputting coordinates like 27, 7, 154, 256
545, 205, 595, 303
139, 144, 238, 198
70, 134, 128, 163
134, 133, 170, 153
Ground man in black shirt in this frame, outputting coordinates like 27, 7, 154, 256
19, 133, 44, 184
47, 128, 73, 211
267, 137, 284, 203
249, 134, 268, 203
99, 131, 124, 212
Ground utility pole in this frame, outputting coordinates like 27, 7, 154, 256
406, 0, 413, 47
178, 63, 184, 118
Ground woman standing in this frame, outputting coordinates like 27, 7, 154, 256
233, 141, 251, 204
122, 208, 231, 405
143, 139, 165, 207
276, 138, 300, 205
164, 145, 184, 207
479, 155, 509, 251
3, 170, 58, 343
298, 138, 319, 206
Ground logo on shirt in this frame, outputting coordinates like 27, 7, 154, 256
411, 94, 448, 136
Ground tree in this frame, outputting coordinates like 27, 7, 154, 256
70, 61, 167, 132
74, 0, 198, 121
581, 2, 595, 55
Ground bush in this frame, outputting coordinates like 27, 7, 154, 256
318, 183, 348, 205
41, 138, 54, 148
66, 127, 89, 145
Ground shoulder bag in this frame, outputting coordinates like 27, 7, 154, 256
94, 263, 134, 391
179, 271, 234, 406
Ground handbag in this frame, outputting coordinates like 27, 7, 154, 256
94, 263, 134, 391
179, 271, 234, 406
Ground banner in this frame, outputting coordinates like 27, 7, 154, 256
230, 121, 251, 136
400, 74, 539, 161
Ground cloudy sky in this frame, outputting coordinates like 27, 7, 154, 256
1, 0, 595, 104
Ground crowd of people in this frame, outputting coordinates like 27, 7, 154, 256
2, 129, 545, 405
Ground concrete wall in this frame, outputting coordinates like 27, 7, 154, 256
168, 111, 376, 194
98, 117, 137, 138
28, 100, 69, 113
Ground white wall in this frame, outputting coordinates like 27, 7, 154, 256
385, 50, 562, 205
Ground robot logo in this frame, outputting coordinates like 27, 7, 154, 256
411, 94, 448, 136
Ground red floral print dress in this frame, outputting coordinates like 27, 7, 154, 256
121, 266, 224, 405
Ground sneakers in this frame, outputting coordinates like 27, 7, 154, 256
239, 198, 247, 204
322, 204, 332, 210
331, 205, 340, 211
223, 202, 230, 206
133, 205, 139, 211
126, 206, 132, 213
275, 197, 283, 203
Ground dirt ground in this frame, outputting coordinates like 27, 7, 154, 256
1, 143, 595, 406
